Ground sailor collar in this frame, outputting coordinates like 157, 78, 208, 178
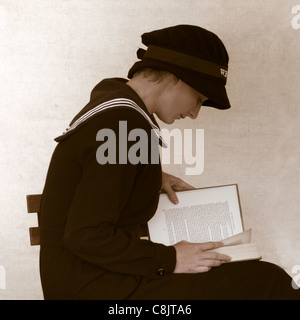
54, 79, 167, 147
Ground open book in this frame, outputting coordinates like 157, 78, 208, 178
147, 184, 262, 262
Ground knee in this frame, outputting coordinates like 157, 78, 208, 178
250, 261, 290, 278
227, 260, 296, 299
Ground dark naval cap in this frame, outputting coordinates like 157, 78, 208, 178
128, 25, 231, 110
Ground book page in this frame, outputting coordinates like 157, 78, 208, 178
206, 243, 262, 262
221, 228, 252, 246
148, 184, 244, 246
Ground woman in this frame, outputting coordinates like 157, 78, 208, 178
39, 25, 299, 299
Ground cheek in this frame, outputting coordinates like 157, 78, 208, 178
176, 96, 198, 113
167, 94, 185, 109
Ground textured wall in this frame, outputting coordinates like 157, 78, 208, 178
0, 0, 299, 299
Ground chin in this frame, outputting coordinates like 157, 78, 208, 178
159, 117, 174, 125
156, 114, 176, 125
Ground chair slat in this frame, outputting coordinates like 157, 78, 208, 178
29, 227, 40, 246
27, 194, 42, 246
26, 194, 42, 213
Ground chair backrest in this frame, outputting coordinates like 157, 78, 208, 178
26, 194, 42, 246
26, 194, 150, 244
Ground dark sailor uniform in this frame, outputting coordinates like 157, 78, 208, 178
39, 78, 300, 300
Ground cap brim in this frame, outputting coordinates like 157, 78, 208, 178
128, 60, 231, 110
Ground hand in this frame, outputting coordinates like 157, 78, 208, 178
173, 241, 231, 273
161, 171, 195, 204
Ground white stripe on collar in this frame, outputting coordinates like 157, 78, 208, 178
61, 98, 167, 147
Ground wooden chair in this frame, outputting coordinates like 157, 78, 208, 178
26, 194, 42, 246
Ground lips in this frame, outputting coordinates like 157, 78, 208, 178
175, 114, 184, 120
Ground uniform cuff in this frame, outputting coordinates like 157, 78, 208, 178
153, 244, 176, 277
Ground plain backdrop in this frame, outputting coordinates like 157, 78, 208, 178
0, 0, 299, 299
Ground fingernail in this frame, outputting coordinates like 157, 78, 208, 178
173, 198, 179, 204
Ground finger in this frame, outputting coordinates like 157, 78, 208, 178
198, 248, 231, 262
172, 180, 195, 191
195, 266, 212, 273
197, 241, 224, 251
174, 265, 212, 274
195, 259, 223, 268
163, 183, 179, 204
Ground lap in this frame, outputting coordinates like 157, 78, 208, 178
130, 260, 300, 300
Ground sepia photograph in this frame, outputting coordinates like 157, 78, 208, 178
0, 0, 299, 302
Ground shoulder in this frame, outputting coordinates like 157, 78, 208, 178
56, 98, 155, 143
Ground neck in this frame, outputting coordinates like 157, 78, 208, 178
126, 75, 167, 114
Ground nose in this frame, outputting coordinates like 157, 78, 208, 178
188, 105, 201, 119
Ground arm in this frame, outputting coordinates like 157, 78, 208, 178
63, 109, 176, 278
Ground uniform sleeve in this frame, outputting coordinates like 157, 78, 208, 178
63, 109, 176, 278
